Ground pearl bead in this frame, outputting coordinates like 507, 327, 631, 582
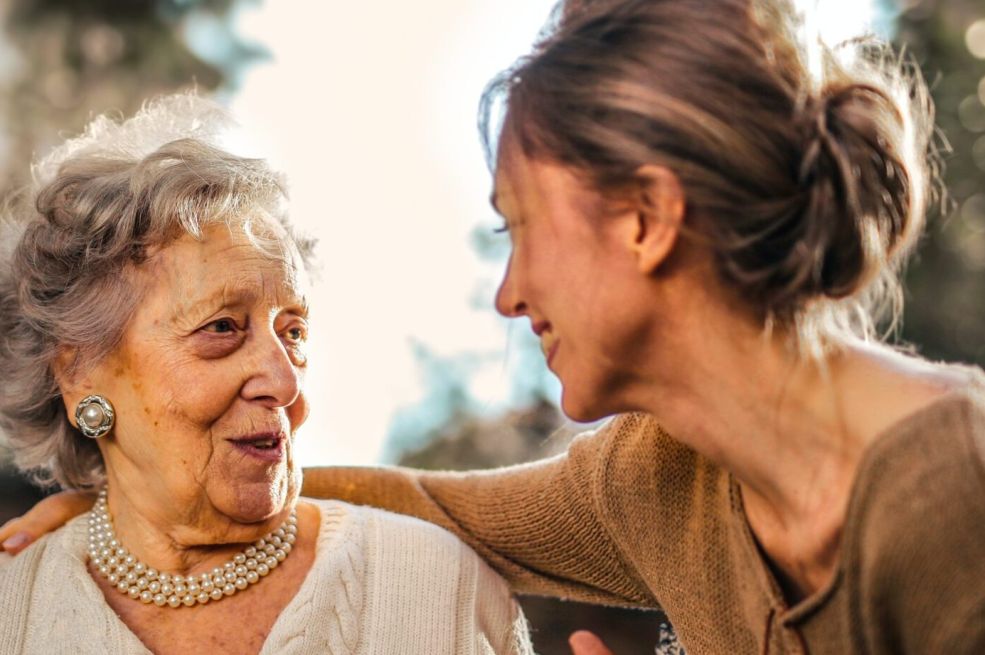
81, 403, 105, 428
86, 491, 296, 611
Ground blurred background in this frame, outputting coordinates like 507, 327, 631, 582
0, 0, 982, 652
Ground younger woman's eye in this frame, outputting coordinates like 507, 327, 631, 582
493, 224, 509, 234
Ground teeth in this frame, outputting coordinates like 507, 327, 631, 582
252, 440, 276, 449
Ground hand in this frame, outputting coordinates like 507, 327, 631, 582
0, 490, 96, 554
569, 630, 615, 655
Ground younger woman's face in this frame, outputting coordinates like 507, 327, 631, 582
492, 145, 660, 421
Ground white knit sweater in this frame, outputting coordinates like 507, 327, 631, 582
0, 498, 533, 654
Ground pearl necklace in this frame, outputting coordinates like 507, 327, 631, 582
87, 489, 298, 609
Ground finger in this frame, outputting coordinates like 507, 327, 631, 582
0, 520, 35, 555
569, 630, 615, 655
0, 490, 96, 554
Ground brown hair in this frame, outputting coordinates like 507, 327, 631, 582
481, 0, 936, 347
0, 94, 314, 490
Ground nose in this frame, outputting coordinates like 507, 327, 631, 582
494, 258, 528, 318
240, 328, 303, 409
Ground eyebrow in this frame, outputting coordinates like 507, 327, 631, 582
173, 287, 309, 322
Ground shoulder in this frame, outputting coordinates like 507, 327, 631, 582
848, 384, 985, 650
304, 499, 532, 654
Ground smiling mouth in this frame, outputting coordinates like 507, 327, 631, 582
228, 432, 287, 461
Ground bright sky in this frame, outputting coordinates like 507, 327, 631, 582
228, 0, 885, 467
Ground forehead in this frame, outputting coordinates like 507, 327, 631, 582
144, 217, 307, 317
492, 151, 603, 226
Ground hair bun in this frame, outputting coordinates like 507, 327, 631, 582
792, 77, 924, 304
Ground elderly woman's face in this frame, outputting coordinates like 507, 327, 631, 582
77, 216, 309, 526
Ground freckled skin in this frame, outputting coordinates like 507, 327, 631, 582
80, 221, 310, 544
57, 216, 317, 654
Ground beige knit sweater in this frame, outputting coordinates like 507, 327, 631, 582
303, 380, 985, 654
0, 499, 533, 655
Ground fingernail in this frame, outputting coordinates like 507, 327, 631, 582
2, 532, 31, 552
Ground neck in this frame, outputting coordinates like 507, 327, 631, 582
618, 297, 957, 593
99, 480, 289, 576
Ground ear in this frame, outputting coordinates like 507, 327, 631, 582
51, 346, 86, 418
627, 165, 685, 274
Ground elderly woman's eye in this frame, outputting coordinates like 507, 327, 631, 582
203, 318, 238, 334
284, 324, 307, 343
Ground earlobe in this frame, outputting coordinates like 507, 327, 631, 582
630, 165, 686, 274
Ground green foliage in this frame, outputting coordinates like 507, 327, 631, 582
897, 0, 985, 364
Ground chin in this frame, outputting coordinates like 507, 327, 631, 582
212, 477, 298, 525
559, 390, 609, 424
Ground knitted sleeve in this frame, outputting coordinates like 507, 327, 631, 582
301, 415, 656, 607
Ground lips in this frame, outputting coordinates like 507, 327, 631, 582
228, 432, 287, 463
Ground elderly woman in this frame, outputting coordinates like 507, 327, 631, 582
0, 95, 532, 654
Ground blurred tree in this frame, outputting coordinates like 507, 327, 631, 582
896, 0, 985, 364
0, 0, 265, 191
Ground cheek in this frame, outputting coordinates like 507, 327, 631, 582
287, 389, 310, 433
130, 351, 245, 432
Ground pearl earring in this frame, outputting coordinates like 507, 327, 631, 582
75, 395, 115, 439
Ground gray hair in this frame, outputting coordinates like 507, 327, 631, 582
0, 94, 314, 490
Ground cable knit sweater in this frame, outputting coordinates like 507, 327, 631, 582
0, 499, 533, 655
301, 376, 985, 655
